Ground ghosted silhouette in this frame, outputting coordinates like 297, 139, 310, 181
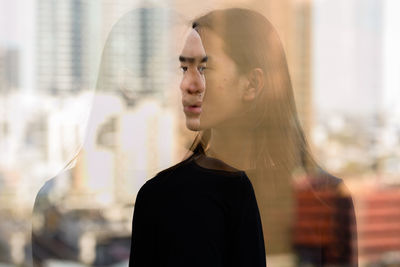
129, 8, 357, 267
31, 7, 176, 267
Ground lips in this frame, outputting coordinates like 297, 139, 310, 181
183, 100, 202, 114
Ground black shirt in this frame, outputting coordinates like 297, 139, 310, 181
129, 154, 266, 267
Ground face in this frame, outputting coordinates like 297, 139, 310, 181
179, 29, 248, 131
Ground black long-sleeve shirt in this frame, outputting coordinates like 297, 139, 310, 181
129, 154, 266, 267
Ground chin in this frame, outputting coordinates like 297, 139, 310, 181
185, 118, 202, 132
186, 123, 201, 132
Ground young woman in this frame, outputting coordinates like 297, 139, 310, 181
129, 8, 357, 267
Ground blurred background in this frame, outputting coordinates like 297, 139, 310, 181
0, 0, 399, 266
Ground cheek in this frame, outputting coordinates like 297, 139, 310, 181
204, 71, 229, 93
204, 73, 237, 105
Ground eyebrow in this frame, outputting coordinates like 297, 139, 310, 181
179, 55, 208, 64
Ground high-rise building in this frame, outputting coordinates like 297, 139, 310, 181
0, 47, 19, 93
35, 0, 105, 94
36, 0, 172, 95
290, 0, 313, 138
96, 7, 171, 101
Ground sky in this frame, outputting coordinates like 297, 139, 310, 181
0, 0, 34, 46
313, 0, 399, 117
0, 0, 35, 91
313, 0, 379, 116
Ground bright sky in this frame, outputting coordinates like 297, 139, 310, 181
0, 0, 35, 90
313, 0, 399, 117
0, 0, 32, 46
312, 0, 380, 116
382, 0, 400, 117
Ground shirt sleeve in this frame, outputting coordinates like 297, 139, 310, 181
129, 181, 157, 267
232, 175, 267, 267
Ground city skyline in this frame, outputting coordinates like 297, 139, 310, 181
0, 1, 399, 266
1, 0, 398, 115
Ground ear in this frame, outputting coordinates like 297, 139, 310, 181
242, 68, 264, 102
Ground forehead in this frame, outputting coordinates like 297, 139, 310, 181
197, 29, 225, 51
181, 29, 206, 58
181, 28, 225, 59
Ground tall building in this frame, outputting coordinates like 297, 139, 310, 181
96, 7, 171, 100
290, 0, 313, 138
0, 47, 19, 93
35, 0, 104, 94
37, 1, 172, 96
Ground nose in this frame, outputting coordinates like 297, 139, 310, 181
180, 69, 205, 96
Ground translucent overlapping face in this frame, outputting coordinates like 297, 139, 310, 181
179, 29, 248, 131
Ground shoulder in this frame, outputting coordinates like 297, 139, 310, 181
237, 173, 258, 205
34, 169, 73, 211
138, 155, 195, 192
298, 168, 354, 207
307, 168, 343, 191
154, 158, 191, 180
314, 170, 353, 199
152, 157, 192, 181
239, 173, 256, 192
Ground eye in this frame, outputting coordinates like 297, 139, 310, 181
180, 66, 188, 73
198, 66, 207, 74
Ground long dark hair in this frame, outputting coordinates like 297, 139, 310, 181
186, 8, 323, 255
188, 8, 318, 175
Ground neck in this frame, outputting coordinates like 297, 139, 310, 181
206, 126, 255, 170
